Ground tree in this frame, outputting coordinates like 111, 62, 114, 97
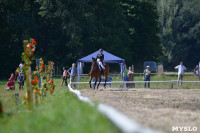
157, 0, 200, 69
121, 0, 163, 67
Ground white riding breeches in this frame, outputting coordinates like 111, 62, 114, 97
97, 60, 105, 70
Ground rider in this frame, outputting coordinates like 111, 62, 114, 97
96, 48, 105, 75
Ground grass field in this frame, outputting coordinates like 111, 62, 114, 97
0, 78, 120, 133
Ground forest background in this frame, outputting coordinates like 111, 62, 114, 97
0, 0, 200, 78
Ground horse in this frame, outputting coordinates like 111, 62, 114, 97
89, 57, 110, 89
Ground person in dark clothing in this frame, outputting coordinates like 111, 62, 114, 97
18, 72, 24, 90
96, 48, 105, 74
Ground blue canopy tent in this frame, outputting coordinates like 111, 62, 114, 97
77, 50, 127, 88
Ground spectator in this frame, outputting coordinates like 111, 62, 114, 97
174, 62, 187, 86
193, 65, 199, 76
17, 72, 24, 90
61, 67, 68, 86
144, 66, 151, 88
67, 63, 77, 88
127, 66, 134, 88
6, 79, 14, 91
9, 73, 15, 87
19, 63, 23, 73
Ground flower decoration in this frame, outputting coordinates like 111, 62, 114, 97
22, 38, 37, 72
32, 72, 40, 105
22, 92, 28, 108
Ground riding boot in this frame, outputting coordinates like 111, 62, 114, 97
101, 69, 104, 75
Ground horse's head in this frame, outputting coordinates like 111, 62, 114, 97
91, 57, 98, 70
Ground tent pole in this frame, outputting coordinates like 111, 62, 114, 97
120, 63, 124, 88
78, 62, 80, 88
199, 61, 200, 88
124, 64, 127, 88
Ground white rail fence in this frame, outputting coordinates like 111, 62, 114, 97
70, 80, 200, 89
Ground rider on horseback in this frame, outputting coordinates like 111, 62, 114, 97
96, 48, 105, 75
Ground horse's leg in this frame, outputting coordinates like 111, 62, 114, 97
94, 77, 98, 89
97, 76, 101, 89
104, 73, 108, 88
89, 76, 93, 88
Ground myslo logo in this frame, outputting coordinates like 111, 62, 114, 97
172, 126, 197, 132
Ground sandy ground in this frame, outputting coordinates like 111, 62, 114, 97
81, 88, 200, 133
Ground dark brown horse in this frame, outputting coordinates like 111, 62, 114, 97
89, 57, 110, 89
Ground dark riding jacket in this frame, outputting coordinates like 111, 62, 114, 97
96, 53, 104, 62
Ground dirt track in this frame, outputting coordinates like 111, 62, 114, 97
81, 88, 200, 133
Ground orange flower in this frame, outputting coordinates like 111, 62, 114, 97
31, 80, 36, 85
23, 105, 27, 108
25, 94, 28, 99
37, 89, 40, 92
34, 99, 37, 102
34, 75, 38, 80
34, 90, 37, 93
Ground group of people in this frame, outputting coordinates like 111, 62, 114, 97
144, 61, 188, 87
126, 61, 188, 88
61, 63, 77, 88
6, 63, 24, 91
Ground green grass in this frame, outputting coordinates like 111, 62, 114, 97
0, 78, 120, 133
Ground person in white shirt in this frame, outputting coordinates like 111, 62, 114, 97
19, 63, 23, 73
174, 62, 187, 86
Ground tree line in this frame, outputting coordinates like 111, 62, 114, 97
157, 0, 200, 70
0, 0, 199, 79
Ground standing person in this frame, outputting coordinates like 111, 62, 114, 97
174, 62, 187, 86
17, 72, 24, 90
127, 66, 134, 88
61, 67, 68, 86
9, 73, 15, 87
67, 63, 77, 88
144, 66, 151, 88
193, 65, 199, 76
96, 48, 105, 75
19, 63, 23, 73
